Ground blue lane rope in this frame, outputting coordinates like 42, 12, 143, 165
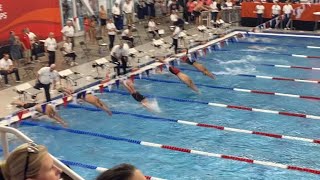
60, 159, 97, 170
213, 49, 292, 56
236, 41, 303, 48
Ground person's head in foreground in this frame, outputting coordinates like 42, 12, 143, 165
1, 142, 62, 180
96, 163, 146, 180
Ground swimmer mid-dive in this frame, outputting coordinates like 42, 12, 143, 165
158, 57, 199, 93
123, 79, 160, 112
76, 91, 113, 116
181, 49, 215, 80
11, 100, 68, 127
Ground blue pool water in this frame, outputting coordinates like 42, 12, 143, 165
13, 33, 320, 179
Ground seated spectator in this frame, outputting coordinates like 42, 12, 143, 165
0, 53, 21, 87
0, 142, 62, 180
224, 0, 233, 9
96, 163, 146, 180
170, 10, 185, 28
148, 17, 160, 38
121, 26, 134, 47
62, 37, 78, 66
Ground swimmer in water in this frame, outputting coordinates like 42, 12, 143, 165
76, 92, 112, 116
180, 49, 216, 80
11, 100, 68, 127
247, 45, 276, 51
123, 79, 159, 112
158, 57, 199, 93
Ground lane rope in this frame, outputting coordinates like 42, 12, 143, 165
259, 63, 320, 71
66, 103, 320, 145
21, 121, 320, 175
60, 159, 165, 180
104, 89, 320, 120
139, 77, 320, 101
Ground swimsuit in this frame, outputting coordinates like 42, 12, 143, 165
132, 92, 145, 102
169, 66, 181, 75
185, 57, 195, 65
23, 103, 37, 109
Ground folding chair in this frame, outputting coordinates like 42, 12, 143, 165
131, 27, 143, 45
79, 41, 92, 60
14, 83, 41, 101
21, 65, 37, 80
60, 47, 73, 65
96, 37, 109, 56
58, 69, 83, 86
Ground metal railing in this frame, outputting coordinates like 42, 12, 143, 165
0, 125, 84, 180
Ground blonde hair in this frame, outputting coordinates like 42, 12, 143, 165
1, 143, 47, 180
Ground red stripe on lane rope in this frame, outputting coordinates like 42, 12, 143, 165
252, 132, 282, 138
227, 105, 252, 111
313, 140, 320, 144
272, 77, 294, 81
161, 145, 191, 153
197, 123, 224, 130
287, 166, 320, 175
307, 56, 320, 59
221, 155, 254, 163
279, 112, 307, 118
300, 96, 320, 101
145, 176, 151, 180
291, 66, 313, 70
251, 90, 275, 95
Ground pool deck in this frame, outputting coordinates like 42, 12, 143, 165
0, 26, 319, 122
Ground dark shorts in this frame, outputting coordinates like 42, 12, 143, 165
100, 19, 107, 26
217, 4, 222, 11
186, 57, 195, 65
132, 92, 145, 102
193, 11, 201, 17
23, 103, 37, 109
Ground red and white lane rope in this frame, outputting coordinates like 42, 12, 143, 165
259, 63, 320, 71
307, 46, 320, 49
291, 54, 320, 59
237, 74, 320, 84
207, 102, 320, 120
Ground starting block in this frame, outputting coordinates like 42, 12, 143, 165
58, 69, 83, 86
15, 83, 41, 101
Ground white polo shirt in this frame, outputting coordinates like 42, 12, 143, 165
27, 32, 37, 44
44, 38, 57, 51
170, 14, 178, 22
112, 6, 120, 15
121, 29, 131, 37
107, 23, 116, 35
111, 44, 129, 57
0, 58, 13, 70
62, 42, 73, 54
210, 2, 218, 12
256, 5, 265, 14
123, 2, 133, 13
271, 4, 281, 15
38, 67, 58, 84
172, 26, 181, 39
283, 4, 293, 14
225, 2, 233, 9
61, 25, 75, 37
148, 21, 156, 31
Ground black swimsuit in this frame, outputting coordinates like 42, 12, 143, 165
132, 92, 145, 102
23, 103, 37, 109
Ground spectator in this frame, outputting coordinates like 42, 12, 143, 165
106, 18, 117, 50
193, 0, 210, 25
123, 0, 134, 26
178, 0, 189, 22
20, 28, 32, 64
271, 0, 281, 28
148, 17, 160, 38
137, 0, 147, 21
99, 5, 107, 36
9, 31, 23, 65
169, 0, 180, 12
44, 32, 58, 66
169, 24, 182, 54
96, 164, 146, 180
62, 37, 78, 66
282, 1, 293, 30
145, 0, 156, 18
110, 42, 130, 76
0, 142, 62, 180
210, 0, 219, 23
112, 3, 122, 30
84, 15, 91, 42
26, 28, 39, 61
89, 16, 97, 44
186, 0, 196, 22
61, 20, 75, 46
34, 64, 58, 102
0, 53, 21, 87
255, 1, 264, 25
121, 26, 134, 47
170, 10, 185, 28
225, 0, 233, 9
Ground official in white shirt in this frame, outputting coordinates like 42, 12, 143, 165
34, 64, 58, 102
44, 32, 58, 66
121, 26, 134, 47
61, 20, 75, 46
282, 1, 293, 29
271, 1, 281, 28
210, 0, 219, 22
0, 53, 21, 86
123, 0, 134, 26
112, 3, 122, 30
169, 25, 181, 54
62, 38, 78, 66
106, 18, 117, 50
255, 1, 265, 25
110, 43, 130, 75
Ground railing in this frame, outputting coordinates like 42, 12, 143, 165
0, 125, 84, 180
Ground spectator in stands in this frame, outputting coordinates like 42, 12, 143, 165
145, 0, 156, 18
9, 31, 23, 65
210, 0, 219, 23
21, 28, 32, 64
110, 42, 130, 76
271, 1, 281, 28
99, 5, 107, 36
44, 32, 58, 66
224, 0, 233, 9
123, 0, 134, 26
34, 64, 59, 102
96, 163, 146, 180
0, 143, 62, 180
89, 16, 98, 44
148, 17, 160, 38
62, 38, 78, 66
112, 2, 122, 30
137, 0, 147, 21
178, 0, 189, 23
187, 0, 196, 22
193, 0, 210, 25
61, 20, 75, 46
121, 25, 135, 47
282, 1, 293, 30
169, 0, 180, 12
170, 10, 185, 28
26, 28, 39, 61
84, 15, 91, 42
106, 18, 117, 50
255, 1, 265, 26
0, 53, 21, 87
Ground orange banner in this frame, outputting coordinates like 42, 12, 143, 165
241, 2, 320, 22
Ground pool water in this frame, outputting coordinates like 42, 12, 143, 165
14, 33, 320, 179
